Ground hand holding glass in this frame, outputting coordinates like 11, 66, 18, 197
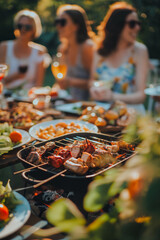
92, 80, 113, 89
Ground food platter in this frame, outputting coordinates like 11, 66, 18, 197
0, 102, 62, 131
0, 191, 31, 239
55, 101, 110, 115
0, 102, 45, 130
29, 119, 98, 141
78, 101, 136, 134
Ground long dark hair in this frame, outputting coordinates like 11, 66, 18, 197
98, 2, 136, 57
57, 4, 94, 44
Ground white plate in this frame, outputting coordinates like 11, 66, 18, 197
56, 101, 110, 115
144, 86, 160, 96
13, 129, 31, 149
0, 191, 31, 239
29, 119, 98, 141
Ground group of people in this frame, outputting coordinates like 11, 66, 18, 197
0, 1, 149, 105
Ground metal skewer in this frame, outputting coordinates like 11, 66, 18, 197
14, 162, 48, 175
33, 169, 67, 188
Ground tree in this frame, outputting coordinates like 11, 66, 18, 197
0, 0, 39, 41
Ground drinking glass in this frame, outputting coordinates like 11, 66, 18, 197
51, 52, 67, 80
92, 80, 113, 89
0, 64, 8, 108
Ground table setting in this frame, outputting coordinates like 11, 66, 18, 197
0, 85, 146, 240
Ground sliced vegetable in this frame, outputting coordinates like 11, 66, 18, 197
0, 136, 13, 156
9, 131, 22, 143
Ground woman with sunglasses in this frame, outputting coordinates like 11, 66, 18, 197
0, 9, 50, 93
90, 1, 149, 105
54, 4, 94, 101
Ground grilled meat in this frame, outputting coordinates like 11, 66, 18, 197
44, 142, 55, 152
48, 155, 64, 168
92, 149, 115, 167
26, 151, 42, 165
104, 144, 119, 153
71, 145, 81, 158
58, 148, 72, 160
31, 142, 55, 157
64, 157, 88, 175
83, 139, 95, 154
81, 152, 95, 168
70, 139, 95, 158
25, 139, 132, 175
117, 140, 133, 150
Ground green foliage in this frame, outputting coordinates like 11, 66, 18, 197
143, 178, 160, 217
87, 214, 117, 240
0, 0, 160, 59
0, 0, 39, 41
46, 116, 160, 240
46, 198, 86, 233
84, 180, 113, 212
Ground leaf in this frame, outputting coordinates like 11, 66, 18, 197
0, 181, 5, 195
87, 214, 117, 240
84, 180, 113, 212
4, 192, 22, 211
46, 198, 86, 233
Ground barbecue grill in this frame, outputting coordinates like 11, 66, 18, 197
17, 132, 136, 217
17, 132, 136, 182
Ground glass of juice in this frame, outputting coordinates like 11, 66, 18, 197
51, 52, 67, 81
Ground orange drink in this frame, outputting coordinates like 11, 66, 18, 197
51, 63, 67, 80
51, 52, 67, 80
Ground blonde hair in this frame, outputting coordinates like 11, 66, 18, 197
14, 9, 42, 38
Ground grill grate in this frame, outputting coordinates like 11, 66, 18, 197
17, 132, 136, 179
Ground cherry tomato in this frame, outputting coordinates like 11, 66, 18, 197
9, 131, 22, 143
0, 204, 9, 220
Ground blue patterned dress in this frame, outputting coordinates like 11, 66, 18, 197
95, 56, 136, 94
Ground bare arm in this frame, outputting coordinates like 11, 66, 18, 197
0, 42, 6, 63
34, 51, 46, 87
89, 49, 100, 87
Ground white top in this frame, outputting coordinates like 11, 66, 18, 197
5, 40, 44, 90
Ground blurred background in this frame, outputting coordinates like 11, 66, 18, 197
0, 0, 160, 87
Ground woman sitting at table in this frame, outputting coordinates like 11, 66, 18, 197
0, 9, 50, 93
54, 4, 94, 101
90, 1, 149, 104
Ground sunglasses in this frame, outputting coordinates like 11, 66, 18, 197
126, 20, 141, 29
54, 18, 67, 27
16, 23, 33, 31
